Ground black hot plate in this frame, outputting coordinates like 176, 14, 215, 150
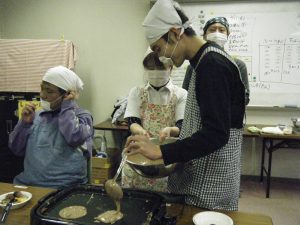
30, 184, 168, 225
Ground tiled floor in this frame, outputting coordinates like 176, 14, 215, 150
239, 177, 300, 225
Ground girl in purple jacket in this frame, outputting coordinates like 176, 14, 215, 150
9, 66, 93, 188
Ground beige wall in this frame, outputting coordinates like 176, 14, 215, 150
1, 0, 299, 179
1, 0, 149, 123
0, 0, 3, 38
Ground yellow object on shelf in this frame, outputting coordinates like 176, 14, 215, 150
18, 100, 42, 119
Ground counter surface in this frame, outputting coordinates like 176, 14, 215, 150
0, 182, 273, 225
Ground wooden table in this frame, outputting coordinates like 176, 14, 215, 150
0, 182, 272, 225
244, 124, 300, 197
0, 182, 54, 225
259, 131, 300, 197
168, 204, 273, 225
93, 119, 130, 150
93, 119, 128, 131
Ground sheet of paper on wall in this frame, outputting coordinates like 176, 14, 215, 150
18, 100, 42, 119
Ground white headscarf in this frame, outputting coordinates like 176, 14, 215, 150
43, 66, 83, 97
142, 0, 191, 45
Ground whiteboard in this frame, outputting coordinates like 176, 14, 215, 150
171, 1, 300, 108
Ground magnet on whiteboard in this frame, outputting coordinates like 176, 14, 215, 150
284, 104, 297, 108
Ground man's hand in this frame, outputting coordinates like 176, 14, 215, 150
124, 135, 163, 160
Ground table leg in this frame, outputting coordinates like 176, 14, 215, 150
260, 138, 266, 182
266, 139, 273, 198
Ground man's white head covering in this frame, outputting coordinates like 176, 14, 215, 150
144, 46, 153, 57
43, 66, 83, 98
142, 0, 191, 45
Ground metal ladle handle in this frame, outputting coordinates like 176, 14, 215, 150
113, 154, 127, 181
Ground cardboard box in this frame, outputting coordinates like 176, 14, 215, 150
91, 167, 113, 185
90, 148, 120, 185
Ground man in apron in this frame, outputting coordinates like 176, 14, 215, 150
183, 16, 250, 105
122, 51, 187, 192
125, 0, 245, 211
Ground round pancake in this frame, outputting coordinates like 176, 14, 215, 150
59, 205, 87, 219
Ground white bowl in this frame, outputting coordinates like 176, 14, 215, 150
193, 211, 233, 225
0, 191, 32, 209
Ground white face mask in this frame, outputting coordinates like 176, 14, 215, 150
40, 99, 52, 111
40, 95, 64, 111
147, 70, 170, 87
159, 33, 179, 66
206, 32, 228, 48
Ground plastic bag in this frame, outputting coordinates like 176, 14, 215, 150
111, 96, 128, 125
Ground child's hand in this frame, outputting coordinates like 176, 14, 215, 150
139, 129, 150, 137
63, 91, 76, 100
159, 127, 171, 142
159, 127, 180, 142
21, 103, 36, 123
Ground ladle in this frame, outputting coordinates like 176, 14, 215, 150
97, 158, 127, 225
104, 154, 127, 201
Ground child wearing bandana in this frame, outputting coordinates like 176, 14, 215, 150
9, 66, 94, 188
